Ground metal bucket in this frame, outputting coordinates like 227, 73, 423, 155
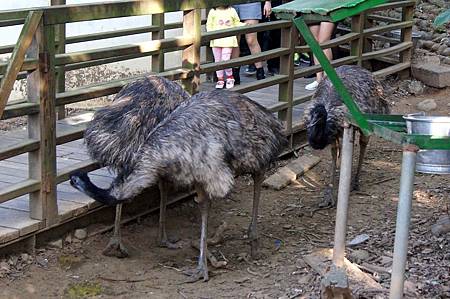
403, 114, 450, 174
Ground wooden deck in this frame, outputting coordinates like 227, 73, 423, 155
0, 70, 314, 247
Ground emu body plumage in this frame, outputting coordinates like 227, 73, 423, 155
71, 76, 190, 256
304, 65, 390, 207
74, 89, 287, 281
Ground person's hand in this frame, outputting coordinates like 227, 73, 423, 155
263, 1, 272, 18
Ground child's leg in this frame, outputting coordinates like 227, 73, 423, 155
221, 47, 233, 77
212, 47, 224, 79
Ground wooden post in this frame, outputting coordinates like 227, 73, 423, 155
278, 23, 296, 149
26, 20, 58, 226
51, 0, 66, 120
151, 13, 165, 73
399, 4, 414, 79
351, 12, 364, 67
363, 13, 373, 70
205, 9, 214, 82
181, 9, 201, 94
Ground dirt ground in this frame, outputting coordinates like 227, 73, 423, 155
0, 87, 449, 299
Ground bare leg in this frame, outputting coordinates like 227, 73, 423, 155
244, 20, 263, 69
248, 171, 264, 259
184, 185, 210, 282
103, 203, 129, 258
319, 140, 339, 208
313, 22, 335, 82
352, 133, 370, 191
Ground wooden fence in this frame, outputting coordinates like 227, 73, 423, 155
0, 0, 415, 246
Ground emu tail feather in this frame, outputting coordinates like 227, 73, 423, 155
69, 172, 119, 206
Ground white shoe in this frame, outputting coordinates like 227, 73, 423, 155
225, 78, 235, 89
305, 80, 319, 91
215, 80, 224, 89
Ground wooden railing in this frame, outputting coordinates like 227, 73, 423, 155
0, 0, 415, 236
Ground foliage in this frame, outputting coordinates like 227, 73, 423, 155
65, 282, 102, 299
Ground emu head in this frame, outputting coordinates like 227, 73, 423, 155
307, 104, 329, 150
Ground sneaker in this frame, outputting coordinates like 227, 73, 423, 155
215, 80, 225, 89
225, 77, 235, 89
256, 67, 265, 80
294, 53, 300, 66
305, 80, 319, 91
245, 64, 257, 75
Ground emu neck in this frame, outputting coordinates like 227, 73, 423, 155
80, 177, 117, 206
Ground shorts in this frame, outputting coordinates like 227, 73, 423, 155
233, 3, 262, 21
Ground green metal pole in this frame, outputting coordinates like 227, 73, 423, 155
293, 17, 372, 135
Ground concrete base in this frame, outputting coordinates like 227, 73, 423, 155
412, 63, 450, 88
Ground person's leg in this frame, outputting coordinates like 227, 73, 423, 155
314, 22, 335, 82
222, 47, 233, 78
305, 24, 321, 90
244, 20, 265, 80
212, 47, 225, 88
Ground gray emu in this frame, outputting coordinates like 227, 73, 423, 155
71, 90, 287, 281
305, 65, 390, 207
71, 76, 190, 257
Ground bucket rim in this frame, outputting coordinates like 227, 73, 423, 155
403, 114, 450, 123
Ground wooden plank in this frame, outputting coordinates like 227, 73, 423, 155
361, 41, 412, 61
0, 58, 38, 76
233, 74, 288, 94
40, 0, 263, 25
151, 13, 165, 73
27, 19, 59, 225
0, 165, 27, 179
1, 195, 29, 212
0, 11, 42, 119
0, 179, 40, 204
365, 0, 416, 13
0, 226, 20, 244
0, 207, 42, 236
295, 32, 359, 53
373, 62, 410, 78
181, 9, 201, 94
363, 20, 412, 37
294, 56, 358, 79
1, 102, 40, 120
55, 36, 193, 66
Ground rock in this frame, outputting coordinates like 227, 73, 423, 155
65, 234, 73, 244
0, 261, 11, 272
417, 99, 437, 112
437, 45, 448, 55
35, 256, 49, 268
74, 228, 87, 240
412, 63, 450, 88
49, 239, 63, 249
442, 49, 450, 57
421, 40, 435, 49
20, 253, 30, 263
431, 43, 440, 52
350, 249, 370, 262
407, 80, 425, 95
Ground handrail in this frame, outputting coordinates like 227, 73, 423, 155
0, 11, 43, 119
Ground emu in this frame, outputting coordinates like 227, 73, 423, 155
72, 76, 190, 257
304, 65, 390, 207
70, 90, 287, 281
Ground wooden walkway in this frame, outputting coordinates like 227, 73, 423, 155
0, 70, 314, 246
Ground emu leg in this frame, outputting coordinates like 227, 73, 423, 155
158, 180, 180, 249
352, 134, 369, 191
103, 203, 129, 258
319, 140, 339, 208
184, 185, 210, 282
248, 172, 264, 259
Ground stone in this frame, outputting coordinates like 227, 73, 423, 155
74, 228, 88, 240
407, 80, 425, 95
442, 49, 450, 57
417, 99, 437, 112
65, 234, 73, 244
20, 253, 30, 263
350, 249, 370, 262
412, 63, 450, 88
263, 154, 321, 190
431, 43, 440, 52
48, 239, 63, 249
437, 45, 448, 55
421, 40, 434, 49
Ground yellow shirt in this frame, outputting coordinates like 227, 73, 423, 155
206, 7, 244, 48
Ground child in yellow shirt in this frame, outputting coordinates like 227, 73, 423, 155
206, 6, 244, 89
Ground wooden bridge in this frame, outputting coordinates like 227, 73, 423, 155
0, 0, 414, 250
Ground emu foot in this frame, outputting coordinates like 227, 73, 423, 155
159, 236, 181, 249
249, 238, 260, 260
183, 265, 209, 283
102, 237, 129, 258
318, 187, 336, 208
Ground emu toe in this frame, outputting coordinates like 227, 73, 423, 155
318, 187, 336, 208
183, 265, 209, 283
102, 237, 129, 258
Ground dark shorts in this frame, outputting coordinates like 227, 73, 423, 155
233, 3, 262, 21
